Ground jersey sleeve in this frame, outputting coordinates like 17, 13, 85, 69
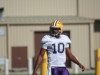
41, 35, 48, 50
66, 44, 70, 48
64, 35, 71, 48
66, 36, 71, 44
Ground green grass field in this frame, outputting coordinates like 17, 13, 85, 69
71, 73, 94, 75
0, 74, 94, 75
0, 72, 95, 75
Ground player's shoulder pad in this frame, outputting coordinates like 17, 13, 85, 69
41, 35, 50, 43
61, 34, 68, 38
61, 34, 71, 43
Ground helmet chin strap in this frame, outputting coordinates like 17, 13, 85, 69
55, 32, 60, 35
54, 32, 61, 38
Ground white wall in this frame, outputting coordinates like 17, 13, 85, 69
79, 0, 100, 19
0, 26, 7, 57
0, 0, 100, 19
0, 0, 77, 16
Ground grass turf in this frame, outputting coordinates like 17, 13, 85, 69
0, 73, 95, 75
71, 73, 94, 75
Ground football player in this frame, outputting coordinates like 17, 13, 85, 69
33, 20, 85, 75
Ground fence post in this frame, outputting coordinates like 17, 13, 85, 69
5, 58, 9, 75
28, 58, 33, 75
95, 48, 100, 75
41, 52, 48, 75
74, 57, 78, 74
74, 63, 78, 74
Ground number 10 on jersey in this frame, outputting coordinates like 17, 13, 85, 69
52, 43, 64, 54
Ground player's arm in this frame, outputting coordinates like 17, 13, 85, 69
33, 48, 46, 75
66, 48, 85, 71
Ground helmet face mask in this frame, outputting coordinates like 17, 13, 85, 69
50, 20, 63, 38
50, 27, 61, 37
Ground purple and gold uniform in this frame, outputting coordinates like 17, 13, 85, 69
41, 34, 71, 75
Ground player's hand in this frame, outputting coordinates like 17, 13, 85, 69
79, 64, 85, 72
33, 71, 37, 75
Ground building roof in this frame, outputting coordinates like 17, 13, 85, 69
0, 16, 94, 24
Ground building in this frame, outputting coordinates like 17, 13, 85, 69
0, 0, 100, 73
